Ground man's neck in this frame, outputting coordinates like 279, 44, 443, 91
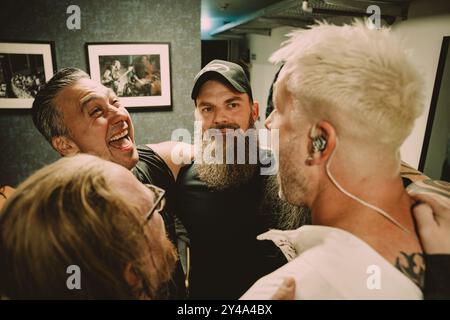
311, 175, 425, 288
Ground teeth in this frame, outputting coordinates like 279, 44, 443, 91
110, 130, 128, 142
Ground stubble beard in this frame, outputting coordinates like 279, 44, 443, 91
278, 147, 310, 206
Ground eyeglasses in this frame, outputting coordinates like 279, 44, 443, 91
143, 184, 166, 224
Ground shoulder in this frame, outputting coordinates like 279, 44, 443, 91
0, 186, 15, 211
145, 142, 193, 180
240, 254, 337, 300
401, 161, 449, 198
253, 226, 423, 299
133, 144, 175, 187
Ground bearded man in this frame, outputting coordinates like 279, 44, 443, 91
175, 60, 307, 299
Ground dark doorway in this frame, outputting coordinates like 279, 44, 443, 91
201, 40, 229, 67
201, 39, 251, 80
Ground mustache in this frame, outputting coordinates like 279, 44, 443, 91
209, 123, 240, 131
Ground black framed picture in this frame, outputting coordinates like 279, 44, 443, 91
419, 36, 450, 182
86, 42, 172, 110
0, 41, 56, 109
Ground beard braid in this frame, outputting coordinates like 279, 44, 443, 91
194, 117, 259, 191
260, 174, 312, 230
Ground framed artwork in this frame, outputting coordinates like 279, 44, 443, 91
0, 41, 55, 109
86, 42, 172, 110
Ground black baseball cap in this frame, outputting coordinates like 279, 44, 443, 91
191, 59, 253, 101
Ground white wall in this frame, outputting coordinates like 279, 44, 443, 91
392, 1, 450, 168
248, 26, 295, 129
248, 0, 450, 168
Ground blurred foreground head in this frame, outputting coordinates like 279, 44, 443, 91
0, 154, 177, 299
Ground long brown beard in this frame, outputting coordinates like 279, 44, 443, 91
194, 118, 259, 190
194, 118, 311, 228
195, 161, 258, 191
260, 174, 312, 230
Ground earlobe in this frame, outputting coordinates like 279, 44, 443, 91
51, 136, 80, 156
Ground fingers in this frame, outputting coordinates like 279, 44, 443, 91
412, 202, 437, 235
411, 192, 450, 254
271, 277, 296, 300
410, 192, 450, 214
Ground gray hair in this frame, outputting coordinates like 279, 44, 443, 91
32, 67, 90, 146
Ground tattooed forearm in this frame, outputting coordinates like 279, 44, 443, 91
395, 251, 425, 289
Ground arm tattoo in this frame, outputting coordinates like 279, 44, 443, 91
395, 251, 425, 289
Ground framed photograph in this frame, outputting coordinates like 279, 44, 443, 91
0, 41, 55, 109
86, 42, 172, 109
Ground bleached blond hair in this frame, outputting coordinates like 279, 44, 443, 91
270, 20, 424, 154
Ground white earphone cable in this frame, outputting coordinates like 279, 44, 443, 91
325, 137, 412, 235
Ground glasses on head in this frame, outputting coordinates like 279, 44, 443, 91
143, 184, 166, 224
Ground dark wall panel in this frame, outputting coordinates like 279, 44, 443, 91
0, 0, 200, 186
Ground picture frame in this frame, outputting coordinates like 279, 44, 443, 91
0, 41, 56, 109
86, 42, 172, 110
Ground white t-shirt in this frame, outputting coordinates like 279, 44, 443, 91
240, 225, 423, 300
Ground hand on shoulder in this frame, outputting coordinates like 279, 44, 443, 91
411, 192, 450, 254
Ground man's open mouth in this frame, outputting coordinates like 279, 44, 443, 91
108, 129, 133, 150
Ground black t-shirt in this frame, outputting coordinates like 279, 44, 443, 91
132, 145, 185, 298
132, 145, 178, 243
424, 254, 450, 299
176, 164, 287, 299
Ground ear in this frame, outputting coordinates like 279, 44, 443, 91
251, 100, 259, 122
123, 263, 141, 288
51, 136, 80, 157
307, 120, 337, 166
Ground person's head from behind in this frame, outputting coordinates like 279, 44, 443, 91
265, 20, 424, 207
191, 60, 260, 189
0, 154, 177, 299
32, 68, 139, 170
